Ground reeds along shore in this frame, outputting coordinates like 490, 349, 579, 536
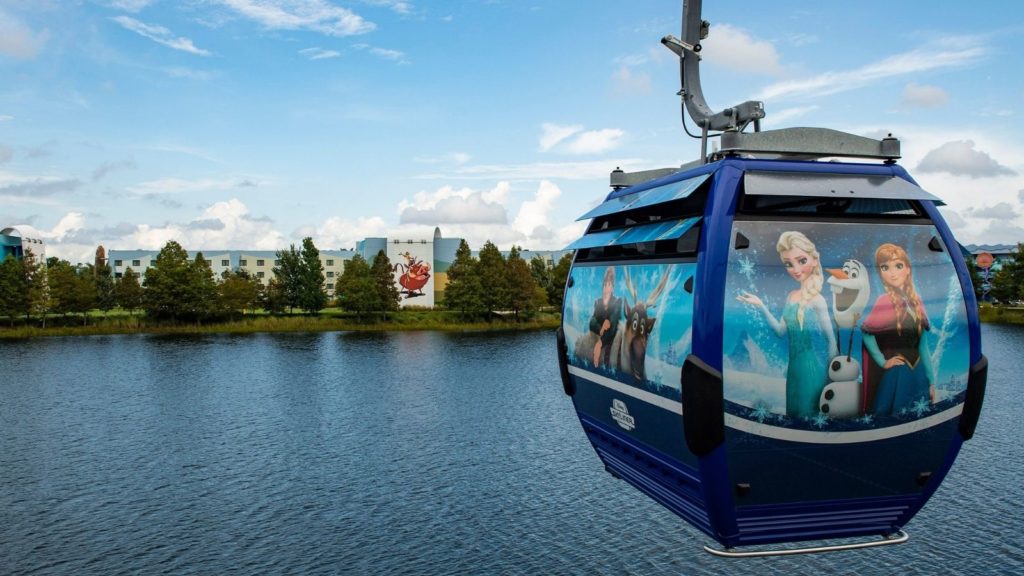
0, 309, 562, 338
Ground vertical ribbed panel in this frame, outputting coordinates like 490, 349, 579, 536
578, 414, 712, 537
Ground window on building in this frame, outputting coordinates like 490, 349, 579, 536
274, 259, 280, 266
257, 259, 265, 266
240, 259, 248, 266
257, 271, 265, 278
221, 259, 229, 267
132, 259, 141, 267
326, 283, 334, 290
326, 259, 334, 266
326, 271, 334, 278
114, 259, 123, 267
115, 272, 122, 279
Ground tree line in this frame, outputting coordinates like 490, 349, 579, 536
0, 236, 573, 327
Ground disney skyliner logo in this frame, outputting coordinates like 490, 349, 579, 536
611, 399, 636, 431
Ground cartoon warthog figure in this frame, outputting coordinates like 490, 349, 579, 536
607, 268, 669, 382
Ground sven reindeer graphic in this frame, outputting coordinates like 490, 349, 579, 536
608, 268, 670, 382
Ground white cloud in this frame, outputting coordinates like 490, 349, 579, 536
0, 146, 11, 164
361, 0, 413, 15
610, 65, 652, 97
539, 124, 625, 155
413, 152, 471, 165
0, 8, 49, 59
311, 214, 388, 250
901, 82, 948, 108
112, 16, 210, 56
218, 0, 375, 36
564, 129, 625, 155
701, 23, 783, 76
512, 180, 560, 239
127, 176, 251, 195
351, 43, 407, 63
966, 202, 1020, 220
299, 47, 341, 60
916, 140, 1016, 178
416, 158, 651, 181
764, 105, 819, 126
0, 115, 13, 122
398, 183, 509, 225
539, 123, 582, 152
108, 0, 155, 12
759, 42, 985, 101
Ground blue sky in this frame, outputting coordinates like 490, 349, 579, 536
1, 1, 1022, 262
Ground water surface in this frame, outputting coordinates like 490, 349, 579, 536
2, 326, 1021, 575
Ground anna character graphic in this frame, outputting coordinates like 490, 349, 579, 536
860, 243, 936, 416
737, 231, 836, 418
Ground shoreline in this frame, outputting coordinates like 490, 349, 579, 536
0, 311, 562, 339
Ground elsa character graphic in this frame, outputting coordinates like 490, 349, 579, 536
737, 231, 836, 418
860, 243, 936, 416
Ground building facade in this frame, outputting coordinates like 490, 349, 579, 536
107, 228, 570, 307
1, 226, 46, 263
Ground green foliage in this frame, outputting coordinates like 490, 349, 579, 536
476, 240, 508, 317
189, 253, 220, 321
273, 245, 303, 312
94, 262, 116, 312
298, 237, 328, 314
114, 267, 144, 315
262, 277, 288, 314
0, 255, 27, 326
989, 243, 1024, 304
442, 239, 483, 318
506, 246, 544, 320
142, 241, 195, 321
371, 250, 400, 319
549, 253, 572, 308
219, 270, 262, 316
336, 253, 377, 319
25, 252, 50, 326
47, 259, 97, 324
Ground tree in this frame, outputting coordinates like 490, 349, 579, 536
68, 265, 97, 325
298, 237, 327, 314
219, 270, 261, 317
26, 251, 51, 327
273, 245, 303, 312
442, 240, 483, 318
529, 255, 552, 304
188, 253, 219, 322
0, 255, 26, 326
506, 246, 544, 320
989, 243, 1024, 304
94, 262, 116, 314
262, 277, 287, 314
549, 253, 573, 308
336, 254, 376, 319
46, 259, 78, 320
114, 267, 144, 315
142, 240, 194, 321
371, 250, 400, 320
475, 241, 508, 318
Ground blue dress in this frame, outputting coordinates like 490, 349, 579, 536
782, 302, 829, 418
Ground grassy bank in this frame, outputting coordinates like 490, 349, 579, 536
0, 309, 561, 339
978, 305, 1024, 325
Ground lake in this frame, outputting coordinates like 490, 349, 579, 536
2, 325, 1022, 575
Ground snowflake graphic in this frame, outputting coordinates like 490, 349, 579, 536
751, 404, 772, 423
856, 414, 874, 426
810, 413, 830, 429
741, 255, 757, 282
911, 398, 932, 418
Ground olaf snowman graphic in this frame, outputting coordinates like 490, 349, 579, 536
820, 259, 871, 418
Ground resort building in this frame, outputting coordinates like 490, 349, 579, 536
108, 228, 571, 307
1, 226, 46, 262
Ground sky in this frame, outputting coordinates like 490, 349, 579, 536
1, 0, 1022, 263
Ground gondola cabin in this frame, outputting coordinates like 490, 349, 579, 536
555, 1, 987, 553
557, 151, 988, 552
